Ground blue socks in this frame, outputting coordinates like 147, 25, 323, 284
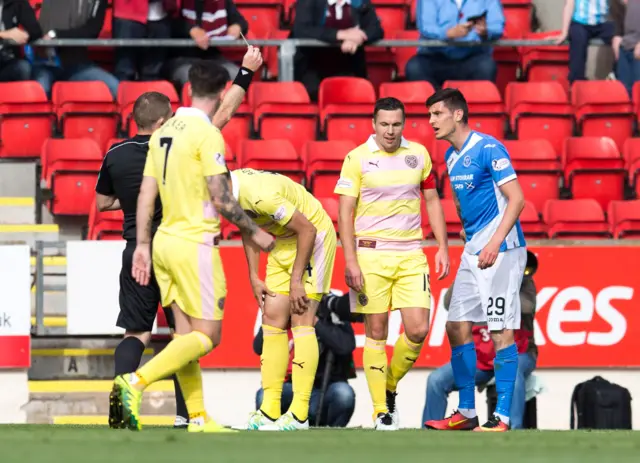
494, 343, 518, 424
451, 342, 477, 413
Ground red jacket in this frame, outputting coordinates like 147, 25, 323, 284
113, 0, 178, 24
473, 325, 531, 371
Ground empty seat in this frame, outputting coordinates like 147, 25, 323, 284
249, 82, 318, 153
502, 139, 561, 212
632, 81, 640, 122
543, 199, 610, 239
519, 200, 547, 238
493, 46, 521, 97
41, 138, 104, 215
319, 77, 376, 142
502, 0, 533, 38
236, 0, 282, 38
304, 140, 356, 197
443, 81, 506, 138
317, 196, 339, 234
372, 0, 409, 35
519, 31, 570, 92
238, 139, 304, 183
441, 199, 463, 237
87, 199, 124, 240
393, 30, 420, 80
118, 81, 180, 136
563, 137, 625, 210
0, 81, 54, 158
608, 200, 640, 239
505, 81, 573, 154
572, 80, 633, 151
265, 29, 291, 79
623, 137, 640, 196
52, 81, 118, 153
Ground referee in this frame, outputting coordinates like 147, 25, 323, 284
95, 92, 189, 428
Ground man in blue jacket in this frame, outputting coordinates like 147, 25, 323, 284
406, 0, 505, 88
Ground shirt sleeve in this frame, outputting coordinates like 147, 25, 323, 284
254, 193, 297, 228
334, 151, 362, 197
421, 147, 436, 190
200, 127, 229, 177
486, 143, 517, 187
95, 156, 114, 195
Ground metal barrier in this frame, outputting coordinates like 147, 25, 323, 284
29, 37, 603, 83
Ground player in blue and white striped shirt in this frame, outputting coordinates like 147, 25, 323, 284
423, 88, 527, 432
556, 0, 614, 82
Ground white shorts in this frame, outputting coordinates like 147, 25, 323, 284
448, 247, 527, 331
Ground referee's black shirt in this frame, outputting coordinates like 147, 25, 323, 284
95, 135, 162, 242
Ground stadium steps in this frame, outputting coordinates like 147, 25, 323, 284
0, 224, 59, 248
29, 338, 156, 380
0, 197, 36, 224
25, 380, 177, 425
30, 256, 67, 326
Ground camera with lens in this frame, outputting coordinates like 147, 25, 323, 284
317, 292, 364, 324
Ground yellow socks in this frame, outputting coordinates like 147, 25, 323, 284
134, 331, 213, 389
387, 333, 423, 393
259, 325, 289, 420
289, 326, 319, 422
176, 360, 207, 425
363, 337, 388, 416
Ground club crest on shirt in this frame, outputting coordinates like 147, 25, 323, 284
463, 156, 472, 167
404, 154, 418, 169
358, 293, 368, 306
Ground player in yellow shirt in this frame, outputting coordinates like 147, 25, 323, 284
111, 58, 274, 433
229, 168, 337, 431
334, 97, 450, 430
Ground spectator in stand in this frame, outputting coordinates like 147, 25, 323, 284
164, 0, 248, 93
611, 0, 639, 96
405, 0, 504, 88
112, 0, 176, 82
31, 0, 119, 98
253, 292, 357, 428
422, 250, 539, 430
555, 0, 614, 83
0, 0, 42, 81
290, 0, 383, 102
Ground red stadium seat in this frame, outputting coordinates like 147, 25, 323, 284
249, 82, 318, 154
238, 139, 304, 183
493, 47, 520, 97
304, 140, 356, 197
608, 200, 640, 239
393, 30, 419, 80
563, 137, 625, 210
0, 81, 54, 158
317, 197, 339, 234
519, 31, 570, 93
543, 199, 610, 239
441, 199, 462, 237
318, 77, 376, 142
502, 0, 533, 38
442, 81, 506, 139
623, 138, 640, 195
265, 29, 291, 79
106, 138, 126, 151
41, 138, 104, 216
236, 0, 282, 38
502, 139, 561, 212
117, 81, 180, 136
52, 81, 118, 153
571, 80, 633, 152
505, 81, 573, 154
632, 82, 640, 124
87, 199, 124, 240
372, 0, 409, 34
519, 200, 547, 238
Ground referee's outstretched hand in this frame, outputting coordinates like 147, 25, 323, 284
132, 244, 152, 286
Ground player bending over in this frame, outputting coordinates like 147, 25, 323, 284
111, 58, 274, 433
335, 97, 450, 431
231, 168, 337, 431
424, 88, 526, 432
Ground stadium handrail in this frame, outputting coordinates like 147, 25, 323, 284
28, 37, 605, 82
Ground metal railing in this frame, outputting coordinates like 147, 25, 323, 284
28, 37, 601, 83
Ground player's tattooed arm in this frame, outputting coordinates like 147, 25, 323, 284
206, 173, 259, 235
136, 176, 159, 245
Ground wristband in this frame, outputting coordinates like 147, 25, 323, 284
233, 66, 254, 92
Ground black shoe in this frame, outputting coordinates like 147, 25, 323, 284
474, 415, 509, 432
108, 384, 125, 429
386, 390, 398, 424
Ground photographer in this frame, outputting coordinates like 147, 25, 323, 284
254, 292, 357, 428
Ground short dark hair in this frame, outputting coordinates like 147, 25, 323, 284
133, 91, 173, 131
373, 97, 405, 120
188, 60, 229, 99
426, 88, 469, 124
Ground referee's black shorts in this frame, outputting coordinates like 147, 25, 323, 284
117, 241, 175, 332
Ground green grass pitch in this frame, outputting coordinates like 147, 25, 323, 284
2, 426, 640, 463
